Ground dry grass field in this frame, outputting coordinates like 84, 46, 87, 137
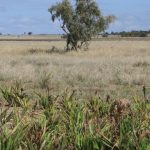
0, 37, 150, 149
0, 37, 150, 99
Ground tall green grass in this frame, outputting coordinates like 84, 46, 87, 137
0, 85, 150, 150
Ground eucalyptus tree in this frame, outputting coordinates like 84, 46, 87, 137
49, 0, 115, 51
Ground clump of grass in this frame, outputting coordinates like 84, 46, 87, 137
77, 74, 86, 82
45, 46, 61, 54
133, 61, 150, 67
113, 71, 126, 85
28, 48, 45, 54
28, 46, 64, 55
38, 72, 52, 89
35, 61, 49, 67
10, 60, 18, 67
0, 74, 6, 81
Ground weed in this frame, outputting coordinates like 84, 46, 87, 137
38, 72, 52, 89
0, 83, 29, 109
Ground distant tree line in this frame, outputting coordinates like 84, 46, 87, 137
103, 30, 150, 37
0, 32, 33, 36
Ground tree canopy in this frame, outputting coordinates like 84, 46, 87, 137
48, 0, 115, 50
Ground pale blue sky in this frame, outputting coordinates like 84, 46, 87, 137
0, 0, 150, 34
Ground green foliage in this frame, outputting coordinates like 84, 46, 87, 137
0, 86, 150, 149
0, 83, 30, 109
48, 0, 115, 50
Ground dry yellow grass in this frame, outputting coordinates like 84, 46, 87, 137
0, 38, 150, 98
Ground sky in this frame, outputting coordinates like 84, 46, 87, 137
0, 0, 150, 34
